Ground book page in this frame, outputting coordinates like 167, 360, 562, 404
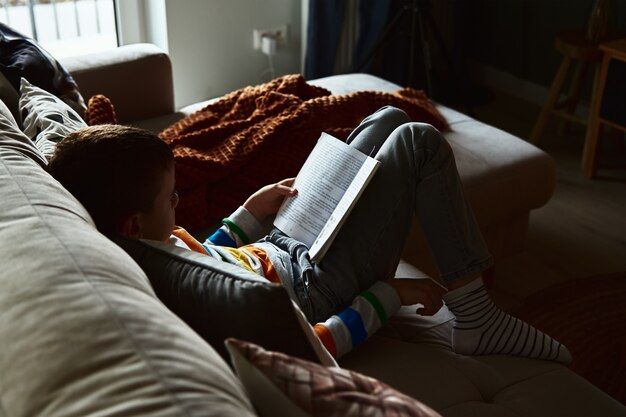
308, 156, 379, 261
273, 133, 369, 248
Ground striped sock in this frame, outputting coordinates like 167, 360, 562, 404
443, 278, 572, 364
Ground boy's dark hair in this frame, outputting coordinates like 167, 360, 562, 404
47, 124, 175, 236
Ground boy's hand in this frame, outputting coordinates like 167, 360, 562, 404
243, 178, 297, 222
385, 278, 448, 316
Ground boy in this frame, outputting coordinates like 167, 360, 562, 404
47, 107, 571, 362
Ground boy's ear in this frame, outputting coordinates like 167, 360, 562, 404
120, 213, 142, 238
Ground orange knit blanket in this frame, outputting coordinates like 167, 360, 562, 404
160, 74, 447, 232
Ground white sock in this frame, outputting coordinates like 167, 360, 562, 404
443, 278, 572, 364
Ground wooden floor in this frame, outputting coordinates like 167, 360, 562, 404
462, 90, 626, 308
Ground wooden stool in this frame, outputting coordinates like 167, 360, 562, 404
584, 37, 626, 178
529, 28, 603, 145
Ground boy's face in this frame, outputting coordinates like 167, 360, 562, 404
137, 167, 178, 241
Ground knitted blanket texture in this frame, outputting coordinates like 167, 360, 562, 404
159, 74, 447, 232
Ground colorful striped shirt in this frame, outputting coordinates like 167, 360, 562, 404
170, 206, 401, 359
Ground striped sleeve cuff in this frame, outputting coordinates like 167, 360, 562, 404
205, 206, 264, 247
367, 280, 402, 318
313, 281, 401, 358
206, 228, 237, 247
227, 206, 265, 245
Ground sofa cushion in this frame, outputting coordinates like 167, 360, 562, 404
0, 105, 255, 416
339, 335, 626, 417
225, 338, 442, 417
61, 43, 175, 123
114, 237, 336, 366
19, 77, 87, 160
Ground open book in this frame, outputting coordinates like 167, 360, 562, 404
273, 132, 380, 262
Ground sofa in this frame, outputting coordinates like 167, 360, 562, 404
0, 42, 624, 416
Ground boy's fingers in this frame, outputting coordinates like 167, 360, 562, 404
416, 283, 445, 316
275, 184, 297, 195
417, 297, 443, 316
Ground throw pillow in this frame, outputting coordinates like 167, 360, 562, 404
113, 236, 337, 366
0, 96, 47, 166
19, 77, 87, 161
0, 23, 85, 123
225, 338, 443, 417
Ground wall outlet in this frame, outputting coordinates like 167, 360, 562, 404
253, 25, 288, 50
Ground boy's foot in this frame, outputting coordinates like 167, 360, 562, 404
443, 278, 572, 364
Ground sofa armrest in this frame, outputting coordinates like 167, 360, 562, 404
60, 43, 175, 124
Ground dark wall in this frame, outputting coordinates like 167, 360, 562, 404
342, 0, 626, 105
465, 0, 626, 88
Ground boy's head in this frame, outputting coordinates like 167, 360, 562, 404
47, 124, 178, 241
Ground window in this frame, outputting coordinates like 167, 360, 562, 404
0, 0, 118, 59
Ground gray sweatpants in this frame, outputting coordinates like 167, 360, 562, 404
266, 106, 493, 323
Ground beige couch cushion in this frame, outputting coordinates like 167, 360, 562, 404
341, 260, 626, 417
62, 43, 175, 124
0, 101, 255, 416
340, 335, 626, 417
